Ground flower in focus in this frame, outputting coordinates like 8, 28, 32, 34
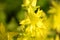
19, 0, 49, 40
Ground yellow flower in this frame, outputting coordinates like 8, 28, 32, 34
55, 35, 59, 40
22, 0, 37, 7
31, 0, 37, 7
0, 23, 7, 40
22, 0, 30, 7
20, 2, 48, 40
48, 1, 60, 33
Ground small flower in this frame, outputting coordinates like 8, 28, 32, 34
22, 0, 37, 7
0, 23, 7, 40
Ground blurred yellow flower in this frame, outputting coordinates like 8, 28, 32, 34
22, 0, 37, 7
48, 1, 60, 33
55, 35, 59, 40
0, 23, 7, 40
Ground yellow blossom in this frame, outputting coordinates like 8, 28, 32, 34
48, 1, 60, 33
19, 0, 49, 40
55, 35, 59, 40
22, 0, 37, 7
0, 23, 7, 40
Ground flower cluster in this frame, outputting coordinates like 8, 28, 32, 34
18, 0, 49, 40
